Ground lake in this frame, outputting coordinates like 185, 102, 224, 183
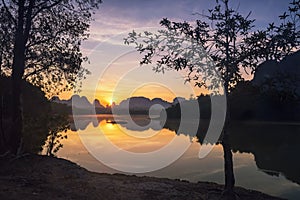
44, 114, 300, 199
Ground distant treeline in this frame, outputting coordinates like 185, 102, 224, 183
164, 81, 300, 122
164, 51, 300, 122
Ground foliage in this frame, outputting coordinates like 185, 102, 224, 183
246, 0, 300, 61
124, 0, 257, 93
0, 0, 102, 97
125, 0, 300, 94
44, 114, 69, 157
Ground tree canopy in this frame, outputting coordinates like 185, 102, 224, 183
0, 0, 102, 154
0, 0, 102, 96
125, 0, 300, 94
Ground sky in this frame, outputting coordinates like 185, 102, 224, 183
59, 0, 291, 105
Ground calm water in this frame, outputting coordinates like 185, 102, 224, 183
48, 114, 300, 199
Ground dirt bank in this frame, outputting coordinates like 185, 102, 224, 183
0, 155, 283, 200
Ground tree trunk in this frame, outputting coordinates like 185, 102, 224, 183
10, 45, 25, 155
8, 0, 35, 155
10, 59, 24, 155
222, 89, 236, 197
222, 0, 236, 195
0, 86, 7, 153
9, 0, 26, 155
0, 43, 6, 153
222, 128, 235, 194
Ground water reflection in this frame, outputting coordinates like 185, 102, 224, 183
70, 115, 164, 131
49, 114, 300, 199
42, 115, 69, 156
164, 119, 300, 185
229, 122, 300, 185
67, 115, 300, 185
23, 114, 69, 155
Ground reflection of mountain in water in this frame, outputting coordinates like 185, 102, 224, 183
119, 116, 164, 131
70, 115, 112, 131
70, 115, 164, 131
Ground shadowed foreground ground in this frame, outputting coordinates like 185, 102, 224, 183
0, 155, 283, 200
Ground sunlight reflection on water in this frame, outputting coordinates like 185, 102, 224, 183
51, 115, 300, 200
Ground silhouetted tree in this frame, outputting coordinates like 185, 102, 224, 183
45, 115, 69, 157
125, 0, 299, 198
246, 0, 300, 61
0, 0, 102, 155
246, 0, 300, 100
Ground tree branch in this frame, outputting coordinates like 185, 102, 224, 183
24, 0, 35, 44
31, 0, 64, 20
23, 64, 49, 79
1, 0, 17, 25
26, 28, 67, 48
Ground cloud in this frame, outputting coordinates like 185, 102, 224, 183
74, 0, 292, 102
85, 0, 289, 46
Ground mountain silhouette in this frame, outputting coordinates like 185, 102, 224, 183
113, 96, 172, 115
252, 50, 300, 96
51, 95, 184, 115
51, 95, 107, 115
51, 95, 94, 108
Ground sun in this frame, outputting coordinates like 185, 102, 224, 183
105, 98, 113, 106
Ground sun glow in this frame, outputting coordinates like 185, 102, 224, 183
105, 99, 114, 106
102, 98, 113, 106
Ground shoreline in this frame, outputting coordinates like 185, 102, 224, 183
0, 154, 284, 200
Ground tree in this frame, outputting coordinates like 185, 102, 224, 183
125, 0, 299, 198
0, 0, 102, 155
44, 115, 69, 157
246, 0, 300, 61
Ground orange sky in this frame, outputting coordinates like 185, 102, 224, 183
54, 0, 264, 106
57, 31, 209, 105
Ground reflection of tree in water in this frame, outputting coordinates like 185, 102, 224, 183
229, 122, 300, 185
0, 76, 71, 155
163, 119, 210, 143
164, 120, 300, 185
22, 113, 70, 156
44, 115, 70, 157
